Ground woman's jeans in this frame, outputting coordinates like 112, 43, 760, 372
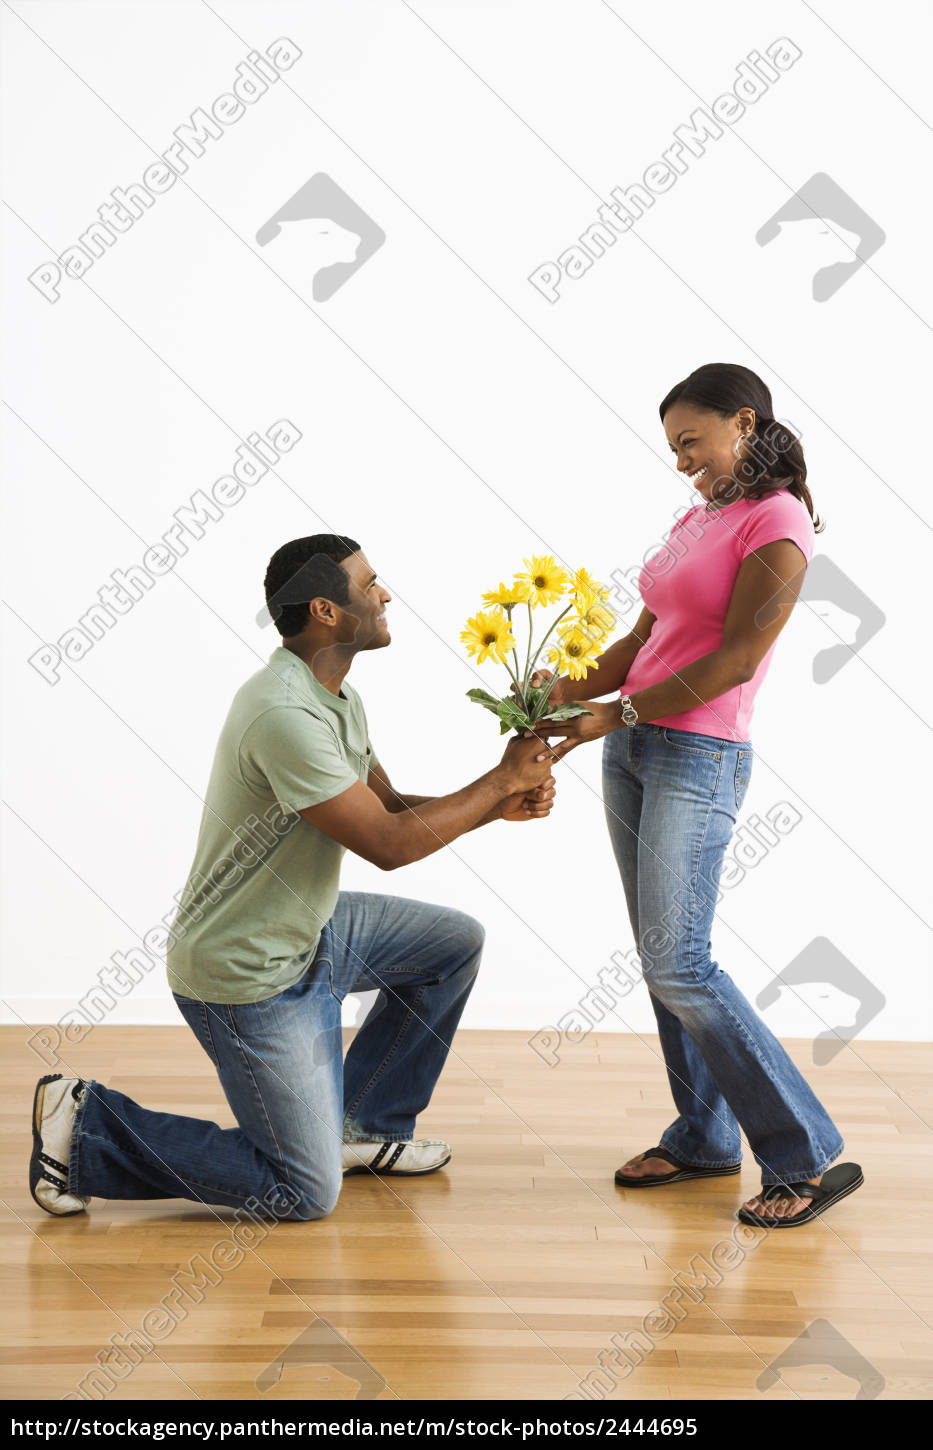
602, 723, 843, 1186
69, 892, 484, 1219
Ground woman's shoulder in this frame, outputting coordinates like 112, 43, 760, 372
741, 488, 812, 525
735, 488, 815, 559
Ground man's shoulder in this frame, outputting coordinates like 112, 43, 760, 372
233, 650, 309, 713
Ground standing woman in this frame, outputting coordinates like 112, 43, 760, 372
535, 363, 861, 1227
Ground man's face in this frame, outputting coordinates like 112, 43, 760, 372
336, 551, 392, 651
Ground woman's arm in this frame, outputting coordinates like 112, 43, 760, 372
533, 606, 656, 704
538, 540, 807, 755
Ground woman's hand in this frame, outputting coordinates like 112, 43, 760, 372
526, 700, 617, 759
527, 668, 570, 711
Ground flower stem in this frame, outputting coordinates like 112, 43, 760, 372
507, 605, 524, 708
527, 603, 575, 687
522, 600, 534, 694
533, 666, 563, 722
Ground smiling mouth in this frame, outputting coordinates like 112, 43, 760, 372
687, 465, 709, 484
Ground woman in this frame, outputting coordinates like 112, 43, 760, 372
533, 363, 861, 1228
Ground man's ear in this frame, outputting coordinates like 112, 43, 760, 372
307, 596, 338, 627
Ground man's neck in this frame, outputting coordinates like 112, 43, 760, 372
283, 638, 353, 697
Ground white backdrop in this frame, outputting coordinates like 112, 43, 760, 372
2, 1, 931, 1060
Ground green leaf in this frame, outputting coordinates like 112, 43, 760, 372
522, 684, 546, 718
534, 703, 593, 724
466, 687, 502, 716
496, 698, 533, 734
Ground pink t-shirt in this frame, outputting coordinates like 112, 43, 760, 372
623, 489, 815, 742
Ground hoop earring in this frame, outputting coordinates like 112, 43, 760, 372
734, 431, 749, 458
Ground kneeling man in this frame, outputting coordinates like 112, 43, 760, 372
30, 535, 555, 1222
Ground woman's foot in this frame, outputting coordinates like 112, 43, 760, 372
741, 1176, 821, 1220
614, 1146, 741, 1187
619, 1151, 678, 1179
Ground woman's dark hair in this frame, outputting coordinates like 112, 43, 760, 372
659, 363, 823, 531
264, 533, 362, 638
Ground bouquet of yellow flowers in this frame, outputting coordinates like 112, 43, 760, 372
460, 555, 615, 734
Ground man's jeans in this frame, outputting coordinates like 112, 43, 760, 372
69, 893, 484, 1219
603, 723, 843, 1186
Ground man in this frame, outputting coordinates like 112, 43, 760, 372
30, 535, 556, 1222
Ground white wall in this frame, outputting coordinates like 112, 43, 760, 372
2, 0, 930, 1062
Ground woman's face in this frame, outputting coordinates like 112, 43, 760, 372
663, 401, 753, 504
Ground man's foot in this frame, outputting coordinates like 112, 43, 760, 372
342, 1138, 452, 1177
30, 1075, 89, 1217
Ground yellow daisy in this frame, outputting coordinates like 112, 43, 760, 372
460, 609, 516, 665
547, 627, 603, 681
515, 555, 569, 609
481, 579, 530, 609
571, 567, 610, 607
575, 598, 616, 641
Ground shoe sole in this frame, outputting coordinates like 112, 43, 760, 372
343, 1153, 452, 1178
29, 1074, 84, 1218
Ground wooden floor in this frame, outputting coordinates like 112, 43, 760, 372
2, 1025, 931, 1401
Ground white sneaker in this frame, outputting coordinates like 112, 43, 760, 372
342, 1138, 452, 1176
30, 1075, 90, 1216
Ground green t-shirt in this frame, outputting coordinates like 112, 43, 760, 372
166, 646, 377, 1004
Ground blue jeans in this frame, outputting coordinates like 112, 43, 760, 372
602, 724, 843, 1185
69, 892, 483, 1219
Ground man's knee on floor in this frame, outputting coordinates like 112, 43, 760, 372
269, 1161, 342, 1223
282, 1176, 342, 1222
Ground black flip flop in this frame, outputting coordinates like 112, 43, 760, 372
736, 1162, 864, 1228
614, 1145, 742, 1188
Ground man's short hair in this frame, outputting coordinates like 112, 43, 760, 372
264, 534, 362, 638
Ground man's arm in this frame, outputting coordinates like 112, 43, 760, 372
300, 734, 555, 870
366, 761, 555, 828
367, 762, 434, 814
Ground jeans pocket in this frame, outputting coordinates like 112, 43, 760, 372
662, 727, 723, 759
734, 748, 753, 809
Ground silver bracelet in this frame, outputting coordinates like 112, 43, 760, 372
620, 694, 639, 727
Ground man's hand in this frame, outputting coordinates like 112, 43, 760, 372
498, 731, 561, 793
499, 775, 556, 823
